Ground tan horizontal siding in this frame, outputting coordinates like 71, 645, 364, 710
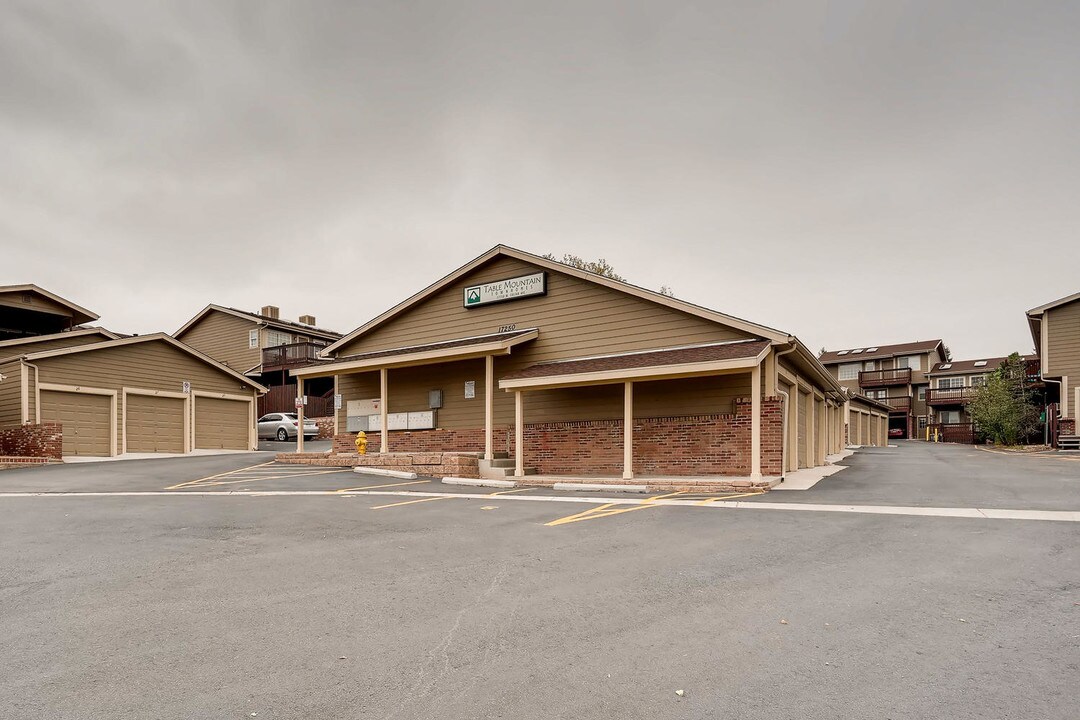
34, 340, 256, 454
177, 311, 261, 372
334, 256, 753, 362
0, 360, 23, 426
0, 292, 73, 318
1047, 301, 1080, 380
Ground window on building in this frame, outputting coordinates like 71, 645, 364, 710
863, 361, 875, 371
917, 387, 926, 401
918, 416, 928, 430
940, 410, 961, 424
265, 329, 292, 348
938, 377, 965, 389
248, 329, 259, 349
971, 375, 987, 387
897, 355, 921, 371
838, 363, 861, 380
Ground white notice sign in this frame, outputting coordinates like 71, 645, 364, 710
464, 272, 546, 308
464, 381, 475, 399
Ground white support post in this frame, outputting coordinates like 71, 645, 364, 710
485, 355, 494, 461
296, 377, 305, 453
751, 363, 762, 480
380, 368, 388, 454
623, 381, 634, 480
514, 391, 524, 477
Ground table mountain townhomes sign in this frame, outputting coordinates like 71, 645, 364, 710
464, 272, 546, 308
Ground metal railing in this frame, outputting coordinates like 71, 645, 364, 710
926, 387, 975, 405
262, 342, 327, 369
859, 368, 912, 387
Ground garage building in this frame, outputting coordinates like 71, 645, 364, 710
0, 288, 265, 460
291, 246, 857, 484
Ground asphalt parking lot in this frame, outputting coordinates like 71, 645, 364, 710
1, 442, 1077, 719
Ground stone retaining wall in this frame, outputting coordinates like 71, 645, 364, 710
276, 451, 481, 478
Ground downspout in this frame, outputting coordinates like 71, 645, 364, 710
773, 342, 797, 481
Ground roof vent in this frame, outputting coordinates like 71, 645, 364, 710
299, 314, 316, 326
837, 350, 849, 356
851, 349, 864, 354
940, 363, 952, 369
867, 347, 879, 352
974, 360, 987, 367
261, 305, 280, 319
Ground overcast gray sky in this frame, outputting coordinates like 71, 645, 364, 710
3, 1, 1078, 358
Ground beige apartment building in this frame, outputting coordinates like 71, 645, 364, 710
289, 245, 861, 485
819, 340, 947, 439
1028, 291, 1080, 448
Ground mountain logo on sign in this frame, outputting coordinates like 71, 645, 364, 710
466, 287, 482, 304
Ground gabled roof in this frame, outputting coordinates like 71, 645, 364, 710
175, 304, 342, 340
323, 245, 792, 356
819, 340, 944, 365
0, 327, 120, 349
1027, 290, 1080, 317
928, 356, 1026, 376
2, 333, 267, 392
0, 284, 98, 325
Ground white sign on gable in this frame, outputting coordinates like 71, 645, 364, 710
464, 272, 546, 308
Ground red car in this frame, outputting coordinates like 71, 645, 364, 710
888, 428, 905, 439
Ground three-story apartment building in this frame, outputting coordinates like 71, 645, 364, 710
819, 340, 947, 439
176, 304, 342, 416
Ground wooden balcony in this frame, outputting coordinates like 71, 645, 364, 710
859, 368, 912, 388
1024, 358, 1042, 385
926, 387, 974, 405
262, 342, 328, 370
877, 396, 911, 413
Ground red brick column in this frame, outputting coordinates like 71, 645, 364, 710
0, 423, 63, 460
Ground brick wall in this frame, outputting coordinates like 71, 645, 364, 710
1060, 418, 1076, 437
0, 423, 63, 460
330, 398, 784, 477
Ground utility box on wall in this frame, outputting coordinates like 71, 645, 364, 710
428, 390, 443, 409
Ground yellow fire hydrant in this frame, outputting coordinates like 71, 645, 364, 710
355, 431, 368, 455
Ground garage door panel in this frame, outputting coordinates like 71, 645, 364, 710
195, 397, 250, 450
797, 391, 808, 469
41, 390, 111, 457
126, 394, 185, 453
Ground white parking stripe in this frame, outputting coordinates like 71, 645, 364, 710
0, 489, 1077, 522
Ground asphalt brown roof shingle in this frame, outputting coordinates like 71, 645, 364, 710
500, 339, 770, 380
819, 339, 943, 365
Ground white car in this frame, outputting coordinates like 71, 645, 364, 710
257, 413, 318, 442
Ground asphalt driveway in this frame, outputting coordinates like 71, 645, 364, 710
760, 441, 1080, 511
1, 444, 1077, 719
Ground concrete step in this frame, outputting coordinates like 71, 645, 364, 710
488, 458, 516, 469
1058, 435, 1080, 451
484, 465, 538, 477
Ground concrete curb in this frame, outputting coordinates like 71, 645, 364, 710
442, 477, 517, 488
553, 482, 649, 493
353, 467, 419, 480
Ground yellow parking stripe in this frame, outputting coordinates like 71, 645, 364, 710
371, 496, 454, 510
545, 491, 687, 527
487, 488, 533, 496
336, 480, 428, 493
165, 461, 276, 490
695, 491, 764, 505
